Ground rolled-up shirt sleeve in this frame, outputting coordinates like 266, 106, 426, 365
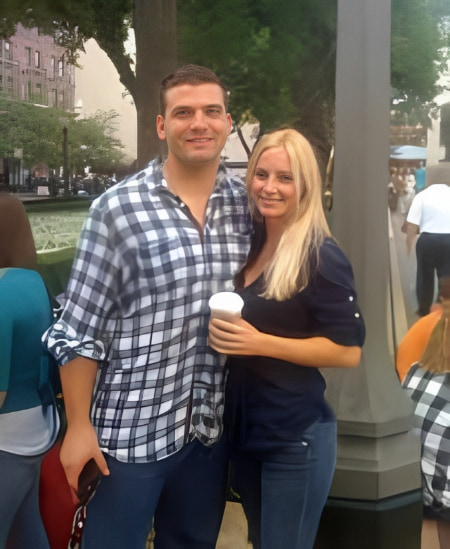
305, 240, 365, 347
43, 196, 122, 365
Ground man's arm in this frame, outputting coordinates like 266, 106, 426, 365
59, 356, 110, 498
405, 222, 419, 256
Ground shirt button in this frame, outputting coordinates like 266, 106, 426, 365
355, 312, 360, 318
349, 296, 354, 302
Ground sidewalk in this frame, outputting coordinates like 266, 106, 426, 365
146, 502, 251, 548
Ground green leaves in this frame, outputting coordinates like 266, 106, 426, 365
0, 95, 123, 174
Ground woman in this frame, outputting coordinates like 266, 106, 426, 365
402, 276, 450, 549
209, 129, 365, 549
0, 194, 60, 549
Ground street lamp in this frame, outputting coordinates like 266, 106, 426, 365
62, 126, 69, 196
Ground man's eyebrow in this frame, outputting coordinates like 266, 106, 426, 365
170, 103, 225, 112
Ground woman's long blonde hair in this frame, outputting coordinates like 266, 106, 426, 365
420, 277, 450, 374
245, 128, 331, 300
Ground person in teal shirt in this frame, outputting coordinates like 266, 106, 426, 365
0, 194, 60, 549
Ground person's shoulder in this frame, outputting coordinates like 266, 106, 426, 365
0, 267, 45, 292
90, 161, 160, 211
0, 193, 23, 208
317, 238, 356, 289
424, 183, 450, 195
218, 164, 247, 194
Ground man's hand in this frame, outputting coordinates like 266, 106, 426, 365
60, 422, 109, 503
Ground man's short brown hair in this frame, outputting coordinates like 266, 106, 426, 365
159, 64, 229, 115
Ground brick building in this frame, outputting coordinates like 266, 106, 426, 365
0, 23, 75, 110
0, 24, 76, 188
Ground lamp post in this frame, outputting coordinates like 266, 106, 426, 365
315, 0, 422, 547
62, 126, 69, 196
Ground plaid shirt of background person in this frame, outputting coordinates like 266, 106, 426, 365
403, 363, 450, 510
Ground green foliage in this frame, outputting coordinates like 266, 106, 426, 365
0, 95, 124, 173
1, 0, 448, 158
391, 0, 440, 102
178, 0, 336, 157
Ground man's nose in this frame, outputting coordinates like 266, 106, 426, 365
190, 111, 208, 129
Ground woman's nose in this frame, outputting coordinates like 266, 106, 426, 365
263, 176, 277, 192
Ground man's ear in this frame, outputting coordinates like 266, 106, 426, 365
226, 113, 232, 136
156, 115, 166, 140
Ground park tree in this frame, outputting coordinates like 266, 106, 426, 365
0, 95, 123, 180
178, 0, 337, 165
390, 0, 444, 129
0, 0, 176, 168
1, 0, 447, 167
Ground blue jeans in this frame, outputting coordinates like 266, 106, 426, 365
233, 420, 337, 549
0, 450, 49, 549
81, 438, 228, 549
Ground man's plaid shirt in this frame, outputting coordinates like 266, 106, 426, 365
44, 160, 251, 463
403, 363, 450, 512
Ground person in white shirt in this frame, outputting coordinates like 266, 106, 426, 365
404, 182, 450, 316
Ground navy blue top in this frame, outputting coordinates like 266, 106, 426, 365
225, 238, 365, 456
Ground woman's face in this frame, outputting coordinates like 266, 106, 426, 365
251, 146, 299, 223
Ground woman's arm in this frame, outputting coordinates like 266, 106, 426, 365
209, 317, 361, 368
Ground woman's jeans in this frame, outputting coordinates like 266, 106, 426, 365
233, 420, 337, 549
81, 438, 228, 549
0, 450, 49, 549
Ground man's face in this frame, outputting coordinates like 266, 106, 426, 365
156, 83, 232, 167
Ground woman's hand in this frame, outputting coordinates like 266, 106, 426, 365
208, 317, 261, 356
209, 317, 362, 368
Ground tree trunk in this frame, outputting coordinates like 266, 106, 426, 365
134, 0, 177, 168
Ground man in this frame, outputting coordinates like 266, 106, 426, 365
44, 65, 251, 548
404, 180, 450, 316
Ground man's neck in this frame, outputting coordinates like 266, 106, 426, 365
163, 157, 220, 199
163, 158, 221, 227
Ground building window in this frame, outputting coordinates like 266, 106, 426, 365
51, 89, 57, 107
58, 90, 64, 108
58, 57, 64, 77
25, 47, 32, 65
5, 64, 13, 96
50, 56, 55, 79
4, 41, 12, 60
27, 80, 32, 99
35, 50, 40, 68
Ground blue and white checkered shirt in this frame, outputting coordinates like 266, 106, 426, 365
44, 159, 251, 463
403, 363, 450, 513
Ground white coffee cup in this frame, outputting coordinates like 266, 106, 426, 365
208, 291, 244, 321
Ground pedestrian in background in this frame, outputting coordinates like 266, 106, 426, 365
401, 276, 450, 549
43, 64, 251, 549
404, 181, 450, 316
209, 128, 365, 549
0, 194, 60, 549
